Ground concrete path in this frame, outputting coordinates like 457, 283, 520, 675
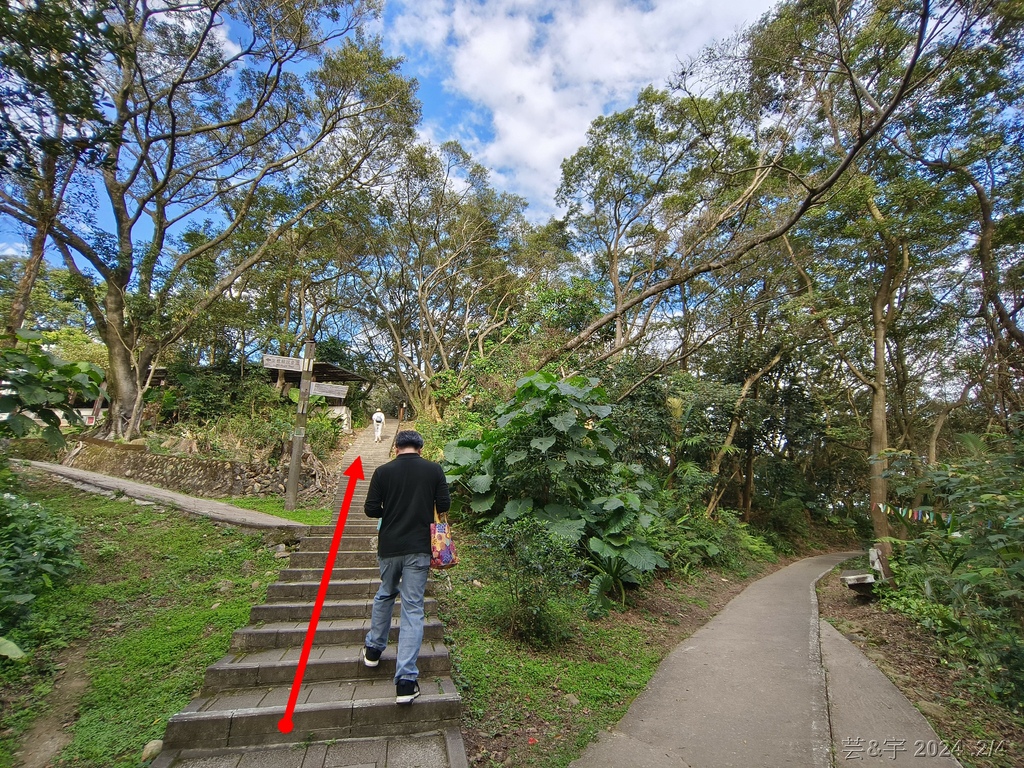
23, 460, 303, 530
570, 552, 962, 768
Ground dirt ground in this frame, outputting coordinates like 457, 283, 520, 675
817, 571, 1024, 768
12, 646, 89, 768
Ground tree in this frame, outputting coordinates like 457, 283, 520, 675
0, 0, 418, 438
544, 0, 990, 370
0, 0, 115, 170
889, 1, 1024, 421
354, 142, 533, 420
0, 1, 117, 340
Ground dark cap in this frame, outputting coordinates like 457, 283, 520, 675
395, 430, 424, 450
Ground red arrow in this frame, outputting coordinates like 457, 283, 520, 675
278, 456, 365, 734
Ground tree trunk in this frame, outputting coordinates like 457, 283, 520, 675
741, 444, 755, 521
4, 143, 61, 341
100, 283, 145, 439
4, 220, 50, 340
705, 350, 782, 516
869, 288, 894, 578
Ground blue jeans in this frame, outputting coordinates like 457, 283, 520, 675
365, 552, 430, 683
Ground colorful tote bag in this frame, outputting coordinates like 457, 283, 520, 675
430, 509, 459, 570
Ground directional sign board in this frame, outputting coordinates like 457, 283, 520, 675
263, 354, 303, 371
310, 382, 349, 399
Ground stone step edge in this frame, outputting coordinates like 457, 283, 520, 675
231, 618, 444, 650
236, 616, 445, 633
201, 642, 452, 690
163, 692, 462, 749
191, 674, 460, 713
217, 639, 451, 669
249, 600, 439, 617
151, 727, 470, 768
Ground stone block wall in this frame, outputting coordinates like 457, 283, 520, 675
65, 439, 300, 498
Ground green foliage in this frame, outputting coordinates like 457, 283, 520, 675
444, 371, 668, 610
304, 411, 343, 460
644, 507, 777, 579
0, 491, 81, 635
165, 363, 236, 424
0, 454, 18, 495
763, 496, 812, 539
0, 479, 288, 765
157, 365, 341, 462
881, 434, 1024, 708
0, 330, 103, 449
0, 636, 23, 659
0, 0, 116, 170
601, 356, 674, 477
478, 519, 584, 647
417, 401, 489, 461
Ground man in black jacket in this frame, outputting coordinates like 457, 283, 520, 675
362, 429, 450, 704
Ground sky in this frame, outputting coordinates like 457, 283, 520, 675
376, 0, 780, 221
0, 0, 779, 257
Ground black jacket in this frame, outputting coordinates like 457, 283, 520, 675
364, 452, 451, 557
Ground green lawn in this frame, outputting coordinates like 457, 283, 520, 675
0, 474, 289, 767
225, 495, 334, 526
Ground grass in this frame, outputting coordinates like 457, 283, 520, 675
437, 534, 666, 767
0, 473, 289, 767
226, 495, 333, 526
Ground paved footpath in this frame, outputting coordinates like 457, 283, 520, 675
570, 552, 963, 768
23, 459, 304, 530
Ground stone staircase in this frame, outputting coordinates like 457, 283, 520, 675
153, 422, 468, 768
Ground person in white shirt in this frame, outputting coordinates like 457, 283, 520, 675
372, 408, 385, 442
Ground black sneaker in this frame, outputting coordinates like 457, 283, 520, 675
396, 679, 420, 704
362, 646, 382, 667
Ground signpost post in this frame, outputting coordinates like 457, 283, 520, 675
263, 341, 318, 511
287, 339, 315, 511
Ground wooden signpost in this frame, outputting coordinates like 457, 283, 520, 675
310, 381, 349, 399
264, 340, 355, 511
263, 340, 314, 511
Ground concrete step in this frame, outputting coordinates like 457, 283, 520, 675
163, 676, 461, 749
298, 533, 377, 552
309, 523, 380, 537
201, 639, 453, 692
232, 617, 445, 651
278, 566, 381, 582
153, 731, 468, 768
289, 550, 378, 568
266, 580, 436, 602
266, 579, 377, 601
250, 596, 438, 623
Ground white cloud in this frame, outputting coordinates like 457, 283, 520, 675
0, 241, 28, 258
384, 0, 778, 219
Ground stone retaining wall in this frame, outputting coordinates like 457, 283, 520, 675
65, 439, 300, 498
3, 438, 56, 461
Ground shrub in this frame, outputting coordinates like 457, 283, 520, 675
882, 433, 1024, 708
444, 372, 667, 610
0, 330, 102, 450
478, 518, 583, 647
0, 492, 82, 635
646, 507, 776, 577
